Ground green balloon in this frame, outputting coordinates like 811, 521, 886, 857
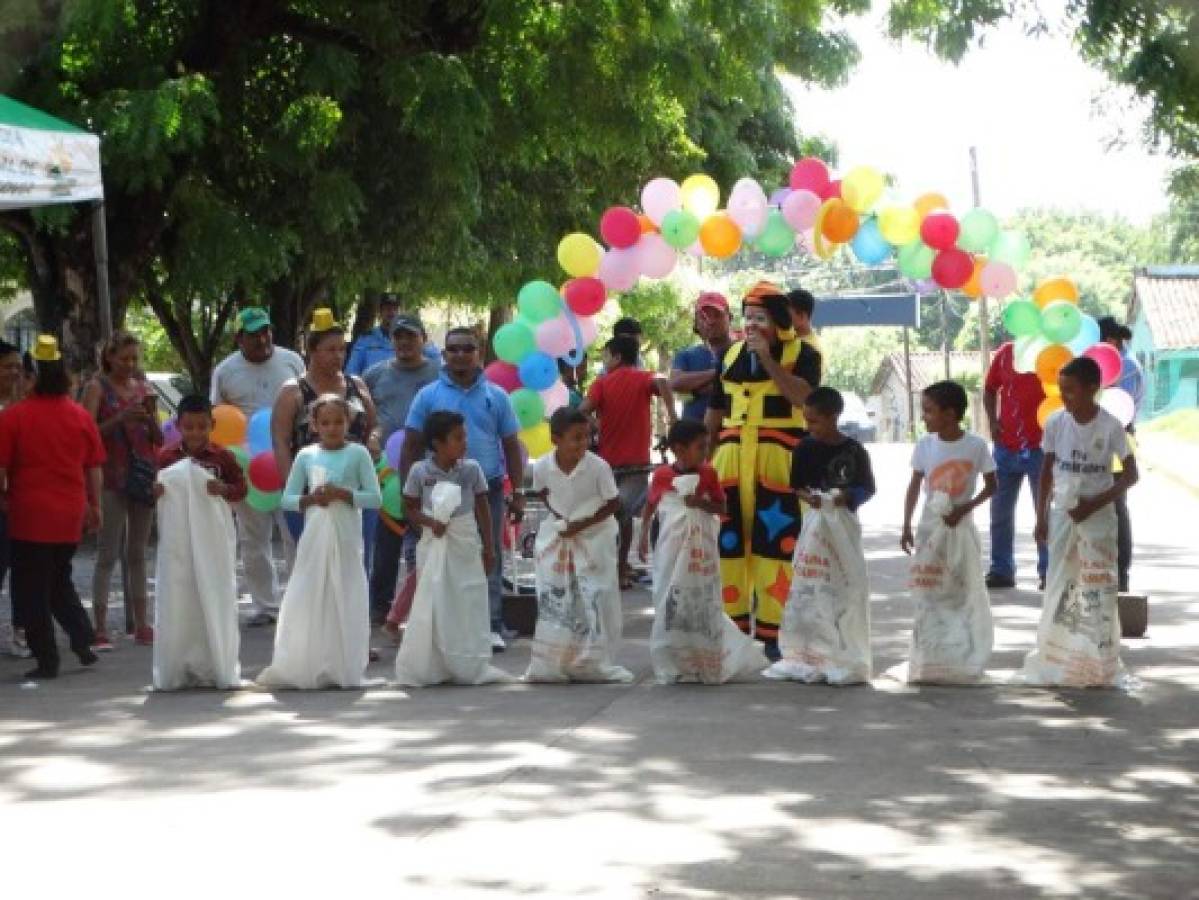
517, 280, 562, 324
958, 208, 998, 254
897, 240, 934, 279
1001, 298, 1042, 338
660, 209, 700, 250
246, 485, 281, 513
510, 387, 545, 429
988, 230, 1031, 269
755, 210, 796, 257
381, 476, 404, 519
229, 444, 250, 471
493, 320, 536, 363
1040, 300, 1082, 343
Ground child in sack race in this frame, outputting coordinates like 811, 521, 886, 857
394, 411, 509, 687
766, 387, 876, 685
525, 407, 633, 683
152, 395, 247, 690
257, 394, 382, 690
639, 418, 764, 684
898, 381, 997, 684
1019, 356, 1138, 688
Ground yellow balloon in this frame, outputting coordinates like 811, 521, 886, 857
1033, 277, 1079, 308
841, 165, 884, 213
878, 205, 920, 245
519, 421, 552, 459
680, 174, 720, 220
557, 232, 602, 278
914, 192, 949, 220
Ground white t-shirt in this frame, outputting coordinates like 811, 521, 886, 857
911, 432, 995, 503
531, 450, 618, 520
1042, 407, 1129, 496
210, 347, 305, 415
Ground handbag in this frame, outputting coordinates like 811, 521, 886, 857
102, 378, 158, 506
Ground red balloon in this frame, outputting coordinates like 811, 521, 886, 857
599, 206, 642, 249
248, 451, 283, 493
931, 248, 974, 289
1083, 343, 1122, 387
789, 157, 831, 196
920, 212, 960, 251
483, 360, 521, 393
563, 277, 607, 316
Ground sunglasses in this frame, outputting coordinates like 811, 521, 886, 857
445, 344, 478, 353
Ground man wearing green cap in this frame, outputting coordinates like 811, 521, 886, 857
210, 307, 304, 624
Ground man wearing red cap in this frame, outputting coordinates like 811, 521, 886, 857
670, 292, 734, 422
704, 281, 822, 660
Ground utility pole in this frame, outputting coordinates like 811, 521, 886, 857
971, 146, 990, 435
940, 289, 951, 379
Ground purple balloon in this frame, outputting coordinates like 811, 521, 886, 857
385, 430, 405, 470
913, 278, 938, 295
162, 417, 181, 448
769, 188, 792, 207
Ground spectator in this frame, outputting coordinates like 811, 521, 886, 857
0, 336, 103, 679
670, 291, 734, 422
400, 326, 525, 651
580, 334, 677, 589
0, 339, 27, 658
364, 313, 439, 623
787, 287, 821, 350
346, 293, 398, 376
983, 340, 1049, 590
1099, 315, 1142, 592
210, 307, 304, 625
80, 330, 163, 649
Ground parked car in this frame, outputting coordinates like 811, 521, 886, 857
840, 391, 876, 443
145, 371, 192, 419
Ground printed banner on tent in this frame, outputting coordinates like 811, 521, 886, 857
0, 125, 102, 209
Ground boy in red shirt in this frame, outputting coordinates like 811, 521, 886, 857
580, 333, 676, 588
156, 395, 249, 501
638, 418, 726, 561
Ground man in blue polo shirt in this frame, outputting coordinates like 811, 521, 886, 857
347, 294, 440, 375
400, 326, 525, 650
669, 291, 734, 421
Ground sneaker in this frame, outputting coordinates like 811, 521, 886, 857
134, 626, 154, 645
985, 573, 1016, 589
500, 625, 519, 642
368, 648, 381, 663
490, 632, 507, 653
93, 631, 114, 652
244, 610, 276, 627
12, 629, 32, 659
78, 648, 99, 667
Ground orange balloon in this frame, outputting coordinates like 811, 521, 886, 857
1034, 344, 1073, 384
698, 213, 742, 258
1033, 277, 1079, 308
1042, 381, 1061, 398
637, 213, 657, 234
962, 256, 987, 299
1037, 394, 1064, 428
914, 192, 949, 220
211, 404, 248, 447
820, 199, 860, 243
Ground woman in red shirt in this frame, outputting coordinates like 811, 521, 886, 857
80, 330, 162, 648
0, 336, 105, 679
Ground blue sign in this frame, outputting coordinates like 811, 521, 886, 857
812, 293, 920, 328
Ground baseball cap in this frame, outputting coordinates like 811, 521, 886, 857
378, 292, 401, 307
31, 334, 62, 362
1097, 316, 1132, 342
696, 291, 729, 314
237, 307, 271, 333
391, 314, 425, 337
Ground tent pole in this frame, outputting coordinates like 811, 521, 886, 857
904, 325, 915, 442
93, 201, 113, 341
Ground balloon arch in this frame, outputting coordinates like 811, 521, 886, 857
485, 157, 1133, 458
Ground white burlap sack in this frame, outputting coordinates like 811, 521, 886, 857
765, 490, 870, 685
152, 459, 241, 690
649, 474, 764, 684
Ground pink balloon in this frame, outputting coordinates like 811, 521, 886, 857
686, 239, 705, 258
535, 316, 576, 358
641, 177, 681, 226
563, 277, 607, 316
483, 360, 521, 393
1083, 343, 1122, 387
980, 260, 1017, 298
600, 206, 641, 249
539, 380, 570, 415
789, 157, 831, 195
576, 314, 599, 347
635, 233, 677, 279
781, 189, 822, 231
598, 245, 640, 292
728, 178, 768, 238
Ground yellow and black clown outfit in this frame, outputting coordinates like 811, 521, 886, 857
710, 286, 822, 642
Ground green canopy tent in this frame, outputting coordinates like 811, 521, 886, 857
0, 94, 112, 339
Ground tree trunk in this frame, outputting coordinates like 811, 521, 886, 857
268, 273, 331, 353
484, 303, 511, 365
350, 288, 379, 341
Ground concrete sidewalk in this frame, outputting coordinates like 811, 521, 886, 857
2, 444, 1197, 899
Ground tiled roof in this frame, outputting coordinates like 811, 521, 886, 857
870, 350, 991, 395
1131, 269, 1199, 351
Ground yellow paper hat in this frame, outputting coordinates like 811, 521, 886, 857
32, 334, 62, 362
309, 308, 338, 333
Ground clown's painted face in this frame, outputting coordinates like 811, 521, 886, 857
743, 305, 774, 340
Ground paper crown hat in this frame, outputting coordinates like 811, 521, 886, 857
32, 334, 62, 362
309, 308, 339, 333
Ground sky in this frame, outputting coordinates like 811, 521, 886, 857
783, 9, 1173, 224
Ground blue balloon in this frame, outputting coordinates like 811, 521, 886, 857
247, 407, 272, 454
518, 351, 558, 392
850, 217, 892, 266
1067, 314, 1100, 354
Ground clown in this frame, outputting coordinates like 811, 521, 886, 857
704, 281, 822, 659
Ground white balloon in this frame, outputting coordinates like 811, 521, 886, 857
539, 380, 570, 415
1099, 387, 1135, 427
641, 177, 682, 226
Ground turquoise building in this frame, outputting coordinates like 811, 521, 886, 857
1128, 266, 1199, 420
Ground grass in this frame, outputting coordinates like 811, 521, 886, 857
1142, 408, 1199, 443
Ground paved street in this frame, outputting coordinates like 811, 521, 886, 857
2, 443, 1197, 899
